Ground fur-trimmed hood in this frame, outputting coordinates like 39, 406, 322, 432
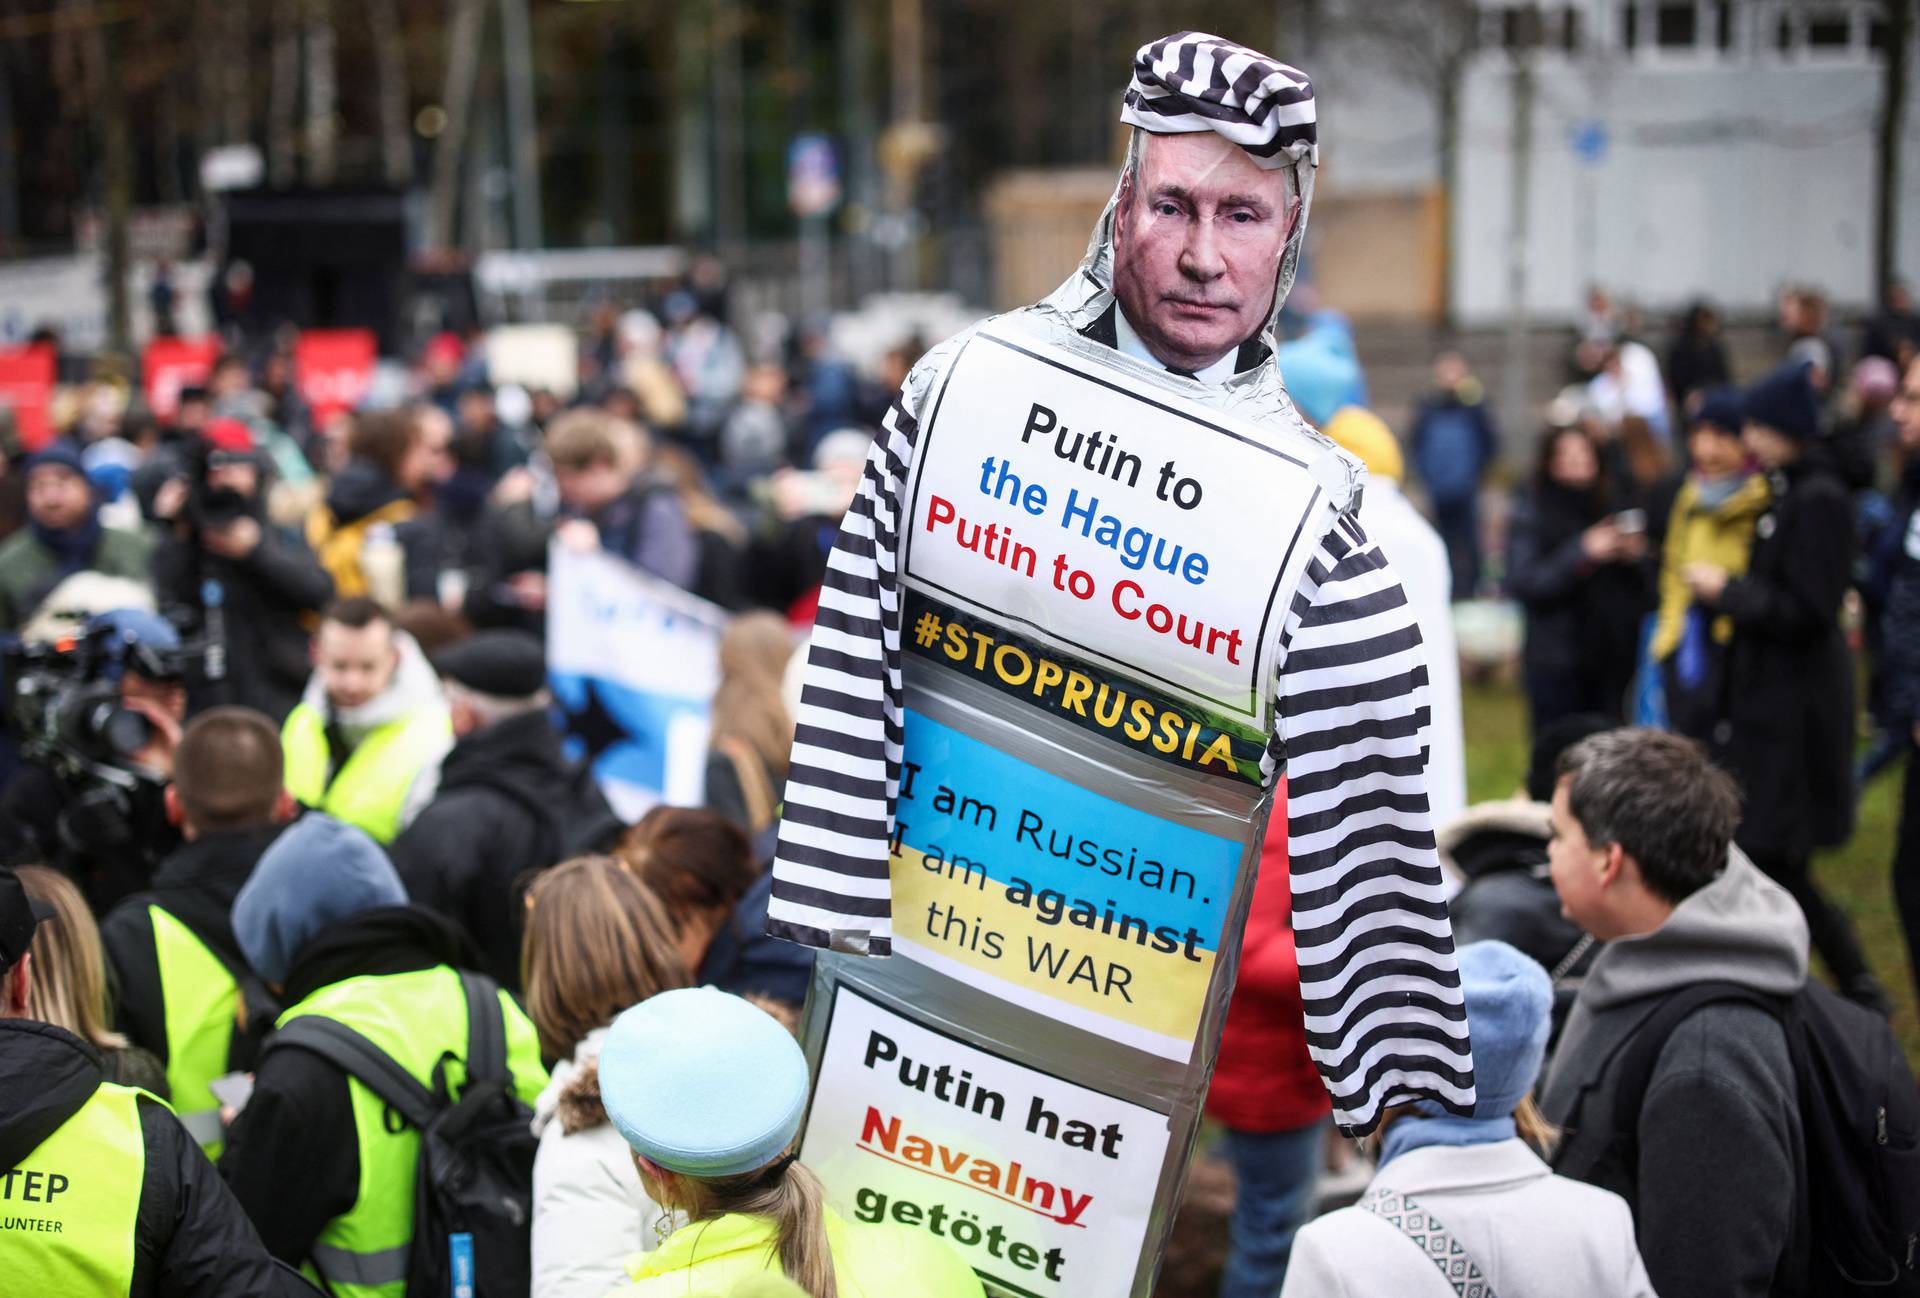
532, 1026, 610, 1138
1437, 797, 1552, 886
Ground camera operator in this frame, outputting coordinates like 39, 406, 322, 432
0, 608, 188, 912
151, 420, 333, 722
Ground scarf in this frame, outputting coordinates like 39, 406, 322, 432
31, 513, 103, 577
1379, 1111, 1516, 1168
1692, 469, 1751, 512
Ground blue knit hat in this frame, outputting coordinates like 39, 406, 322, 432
233, 814, 406, 985
600, 987, 810, 1178
1456, 941, 1553, 1119
25, 440, 86, 481
1690, 385, 1745, 439
1742, 361, 1821, 442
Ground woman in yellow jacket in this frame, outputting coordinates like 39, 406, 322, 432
600, 988, 984, 1298
1652, 389, 1771, 737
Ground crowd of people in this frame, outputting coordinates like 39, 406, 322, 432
0, 253, 1915, 1298
1473, 281, 1920, 1021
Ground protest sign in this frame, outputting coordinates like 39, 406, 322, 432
0, 345, 55, 450
545, 543, 726, 818
796, 318, 1349, 1298
485, 324, 579, 399
889, 708, 1241, 1061
803, 983, 1170, 1298
142, 336, 220, 422
901, 324, 1331, 730
295, 328, 378, 425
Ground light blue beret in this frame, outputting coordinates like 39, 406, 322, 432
600, 987, 810, 1178
1457, 940, 1553, 1119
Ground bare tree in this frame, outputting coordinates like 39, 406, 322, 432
304, 0, 338, 185
267, 0, 300, 186
428, 0, 488, 248
366, 0, 413, 186
1877, 0, 1912, 301
222, 0, 252, 145
1326, 0, 1482, 330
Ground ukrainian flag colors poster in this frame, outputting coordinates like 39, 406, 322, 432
889, 710, 1241, 1062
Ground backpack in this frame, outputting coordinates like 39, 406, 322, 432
266, 971, 537, 1298
1609, 979, 1920, 1296
307, 497, 415, 600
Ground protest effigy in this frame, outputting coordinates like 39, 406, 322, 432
776, 33, 1477, 1297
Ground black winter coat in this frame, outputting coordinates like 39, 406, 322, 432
389, 712, 622, 988
152, 508, 334, 723
0, 1018, 316, 1296
217, 906, 479, 1267
1865, 463, 1920, 729
1505, 483, 1650, 691
100, 824, 284, 1068
1709, 455, 1857, 857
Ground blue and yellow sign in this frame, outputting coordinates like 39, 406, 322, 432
890, 711, 1241, 1061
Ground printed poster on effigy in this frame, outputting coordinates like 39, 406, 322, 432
799, 318, 1348, 1298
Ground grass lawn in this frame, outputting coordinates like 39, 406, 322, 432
1459, 676, 1918, 1063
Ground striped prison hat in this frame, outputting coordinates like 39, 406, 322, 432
1121, 31, 1318, 169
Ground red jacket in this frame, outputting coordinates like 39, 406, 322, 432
1205, 784, 1333, 1133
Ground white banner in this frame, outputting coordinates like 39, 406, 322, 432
901, 323, 1334, 730
486, 323, 581, 398
802, 984, 1170, 1298
546, 544, 726, 818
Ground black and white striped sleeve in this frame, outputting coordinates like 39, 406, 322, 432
1277, 512, 1476, 1134
765, 394, 918, 955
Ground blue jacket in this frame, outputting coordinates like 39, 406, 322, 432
699, 871, 814, 1007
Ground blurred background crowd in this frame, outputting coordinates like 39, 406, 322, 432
0, 2, 1918, 1297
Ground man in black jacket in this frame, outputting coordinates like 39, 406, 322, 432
0, 867, 314, 1296
150, 420, 334, 722
1539, 728, 1807, 1298
1684, 360, 1886, 1010
390, 630, 622, 988
100, 707, 292, 1153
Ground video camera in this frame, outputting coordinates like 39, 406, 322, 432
3, 622, 190, 775
178, 436, 252, 532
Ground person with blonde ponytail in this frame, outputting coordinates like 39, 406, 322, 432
599, 988, 983, 1298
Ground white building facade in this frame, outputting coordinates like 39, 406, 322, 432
1310, 0, 1920, 324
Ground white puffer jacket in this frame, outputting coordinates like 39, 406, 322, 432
529, 1029, 677, 1298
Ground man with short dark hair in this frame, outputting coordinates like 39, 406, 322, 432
0, 867, 316, 1295
1540, 727, 1807, 1298
101, 706, 294, 1155
280, 596, 450, 843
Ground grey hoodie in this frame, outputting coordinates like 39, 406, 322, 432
1541, 850, 1809, 1298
